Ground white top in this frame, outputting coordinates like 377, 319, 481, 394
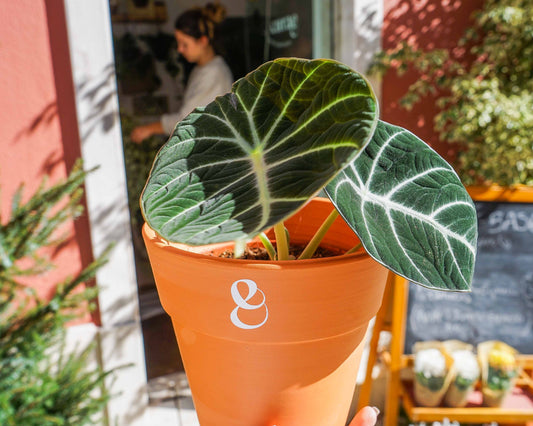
160, 55, 233, 134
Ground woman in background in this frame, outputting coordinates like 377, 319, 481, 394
131, 2, 233, 143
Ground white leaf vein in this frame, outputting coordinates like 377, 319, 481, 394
264, 92, 369, 154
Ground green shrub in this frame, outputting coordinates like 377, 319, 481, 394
120, 112, 165, 227
0, 161, 113, 425
370, 0, 533, 186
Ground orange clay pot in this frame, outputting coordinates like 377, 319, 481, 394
142, 198, 388, 426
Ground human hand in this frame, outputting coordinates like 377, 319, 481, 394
130, 124, 155, 144
348, 406, 379, 426
130, 121, 165, 144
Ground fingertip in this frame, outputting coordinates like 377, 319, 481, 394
349, 406, 379, 426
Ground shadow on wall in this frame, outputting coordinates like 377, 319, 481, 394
11, 100, 65, 177
12, 65, 120, 174
383, 0, 481, 49
10, 60, 124, 262
8, 1, 130, 296
76, 64, 121, 142
355, 2, 382, 70
379, 0, 484, 156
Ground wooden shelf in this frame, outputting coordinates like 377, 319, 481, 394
396, 352, 533, 424
111, 15, 166, 23
401, 380, 533, 423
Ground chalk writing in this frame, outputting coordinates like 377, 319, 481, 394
488, 210, 533, 234
405, 200, 533, 354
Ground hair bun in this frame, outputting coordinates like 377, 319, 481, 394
202, 2, 226, 24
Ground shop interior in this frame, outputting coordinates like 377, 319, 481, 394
110, 0, 330, 380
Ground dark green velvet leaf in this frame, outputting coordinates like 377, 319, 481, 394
141, 58, 378, 244
326, 121, 478, 290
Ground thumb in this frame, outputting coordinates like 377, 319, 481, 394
348, 406, 379, 426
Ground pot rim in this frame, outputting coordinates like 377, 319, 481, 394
142, 222, 369, 269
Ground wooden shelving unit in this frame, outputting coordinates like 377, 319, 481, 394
400, 355, 533, 424
358, 272, 533, 426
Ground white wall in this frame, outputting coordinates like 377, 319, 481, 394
333, 0, 383, 98
63, 0, 149, 424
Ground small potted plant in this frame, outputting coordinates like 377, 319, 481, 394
140, 57, 477, 425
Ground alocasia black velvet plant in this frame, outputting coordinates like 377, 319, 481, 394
141, 58, 478, 291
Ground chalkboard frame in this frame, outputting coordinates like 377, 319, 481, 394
467, 185, 533, 203
404, 185, 533, 354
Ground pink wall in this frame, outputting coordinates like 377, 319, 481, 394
381, 0, 484, 160
0, 1, 94, 318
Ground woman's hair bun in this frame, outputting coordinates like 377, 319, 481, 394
175, 1, 227, 44
202, 2, 226, 24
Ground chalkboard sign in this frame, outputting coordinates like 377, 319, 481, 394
405, 188, 533, 354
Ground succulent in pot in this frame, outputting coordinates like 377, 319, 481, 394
140, 58, 478, 425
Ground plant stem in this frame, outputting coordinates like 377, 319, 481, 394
345, 242, 363, 255
234, 240, 246, 258
274, 222, 289, 260
298, 209, 339, 260
259, 232, 277, 260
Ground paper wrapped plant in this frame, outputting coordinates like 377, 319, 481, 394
478, 341, 519, 407
413, 342, 455, 407
443, 340, 480, 407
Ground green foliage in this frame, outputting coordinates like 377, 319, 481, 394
0, 161, 113, 425
113, 31, 181, 94
415, 372, 446, 392
141, 58, 377, 245
141, 57, 478, 291
370, 0, 533, 186
120, 112, 165, 227
113, 32, 161, 92
327, 121, 477, 291
454, 375, 476, 391
487, 365, 517, 391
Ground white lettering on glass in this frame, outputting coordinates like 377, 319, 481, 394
230, 279, 268, 330
270, 13, 299, 38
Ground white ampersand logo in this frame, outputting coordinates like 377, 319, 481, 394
230, 279, 268, 330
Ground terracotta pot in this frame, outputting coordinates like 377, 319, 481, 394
142, 198, 388, 425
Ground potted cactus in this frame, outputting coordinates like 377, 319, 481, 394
140, 57, 477, 426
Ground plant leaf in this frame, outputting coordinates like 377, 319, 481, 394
326, 120, 478, 290
141, 58, 378, 244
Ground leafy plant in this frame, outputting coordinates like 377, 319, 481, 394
139, 31, 181, 79
0, 161, 114, 425
369, 0, 533, 186
486, 365, 517, 391
140, 58, 478, 291
454, 375, 476, 392
113, 30, 181, 95
113, 32, 161, 93
120, 111, 165, 226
